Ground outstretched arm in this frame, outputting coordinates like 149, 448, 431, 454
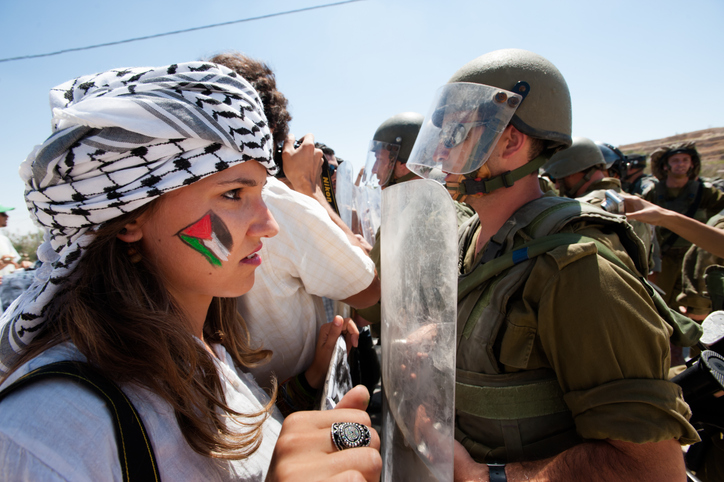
622, 192, 724, 258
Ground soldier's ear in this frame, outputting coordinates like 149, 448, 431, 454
499, 125, 527, 159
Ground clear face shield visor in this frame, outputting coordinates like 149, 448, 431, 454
407, 82, 522, 180
361, 140, 400, 187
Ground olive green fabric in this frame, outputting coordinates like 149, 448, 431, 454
624, 172, 657, 196
456, 374, 568, 420
544, 136, 606, 180
578, 177, 655, 270
677, 211, 724, 315
705, 265, 724, 312
456, 197, 700, 461
580, 177, 622, 193
644, 180, 724, 307
538, 176, 558, 195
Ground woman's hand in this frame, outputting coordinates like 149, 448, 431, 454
620, 193, 666, 225
304, 316, 360, 389
266, 385, 381, 481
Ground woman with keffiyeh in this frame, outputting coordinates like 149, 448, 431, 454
0, 62, 380, 481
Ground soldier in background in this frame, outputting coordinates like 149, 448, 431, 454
622, 153, 656, 195
545, 136, 655, 264
643, 142, 724, 365
644, 144, 724, 303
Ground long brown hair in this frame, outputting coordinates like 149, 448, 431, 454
7, 200, 276, 459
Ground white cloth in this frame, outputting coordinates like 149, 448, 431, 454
0, 234, 20, 277
0, 342, 283, 481
0, 62, 277, 375
237, 177, 375, 388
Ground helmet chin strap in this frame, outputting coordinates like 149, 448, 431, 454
446, 155, 547, 202
561, 167, 598, 198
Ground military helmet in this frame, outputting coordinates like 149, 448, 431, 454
626, 153, 647, 170
650, 141, 701, 181
596, 141, 627, 179
362, 112, 423, 187
544, 136, 607, 180
372, 112, 424, 163
447, 48, 572, 156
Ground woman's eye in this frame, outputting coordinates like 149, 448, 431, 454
222, 188, 241, 200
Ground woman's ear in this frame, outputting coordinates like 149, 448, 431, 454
117, 219, 145, 243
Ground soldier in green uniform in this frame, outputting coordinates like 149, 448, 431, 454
354, 113, 425, 328
644, 143, 724, 365
678, 209, 724, 319
622, 153, 656, 195
356, 113, 475, 327
406, 49, 698, 481
544, 136, 655, 265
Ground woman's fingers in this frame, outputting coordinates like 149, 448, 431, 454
343, 318, 360, 349
334, 385, 370, 411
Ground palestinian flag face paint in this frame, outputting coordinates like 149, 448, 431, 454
177, 211, 234, 267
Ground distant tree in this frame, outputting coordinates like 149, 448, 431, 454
7, 230, 43, 262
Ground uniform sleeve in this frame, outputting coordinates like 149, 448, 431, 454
701, 185, 724, 219
500, 229, 699, 445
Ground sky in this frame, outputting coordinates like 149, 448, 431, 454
0, 0, 722, 234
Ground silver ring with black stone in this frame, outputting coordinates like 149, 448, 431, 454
330, 422, 372, 451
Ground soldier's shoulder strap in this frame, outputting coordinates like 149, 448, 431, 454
0, 361, 161, 482
459, 229, 703, 348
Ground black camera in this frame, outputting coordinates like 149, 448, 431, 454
273, 137, 304, 179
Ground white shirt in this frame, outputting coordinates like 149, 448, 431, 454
0, 233, 20, 277
238, 177, 376, 388
0, 343, 283, 481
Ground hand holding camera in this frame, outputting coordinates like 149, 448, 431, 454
276, 134, 324, 196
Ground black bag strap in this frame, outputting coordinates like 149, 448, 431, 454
0, 361, 161, 482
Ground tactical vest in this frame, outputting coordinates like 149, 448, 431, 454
651, 180, 709, 252
454, 195, 650, 463
577, 180, 655, 266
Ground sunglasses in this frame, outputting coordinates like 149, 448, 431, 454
441, 121, 485, 149
327, 163, 337, 174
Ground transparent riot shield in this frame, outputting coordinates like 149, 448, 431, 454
356, 184, 382, 246
335, 160, 356, 230
380, 179, 457, 481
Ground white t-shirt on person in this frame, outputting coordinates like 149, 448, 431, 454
0, 342, 283, 481
237, 176, 376, 389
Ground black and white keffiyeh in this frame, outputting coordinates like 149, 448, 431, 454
0, 62, 276, 374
